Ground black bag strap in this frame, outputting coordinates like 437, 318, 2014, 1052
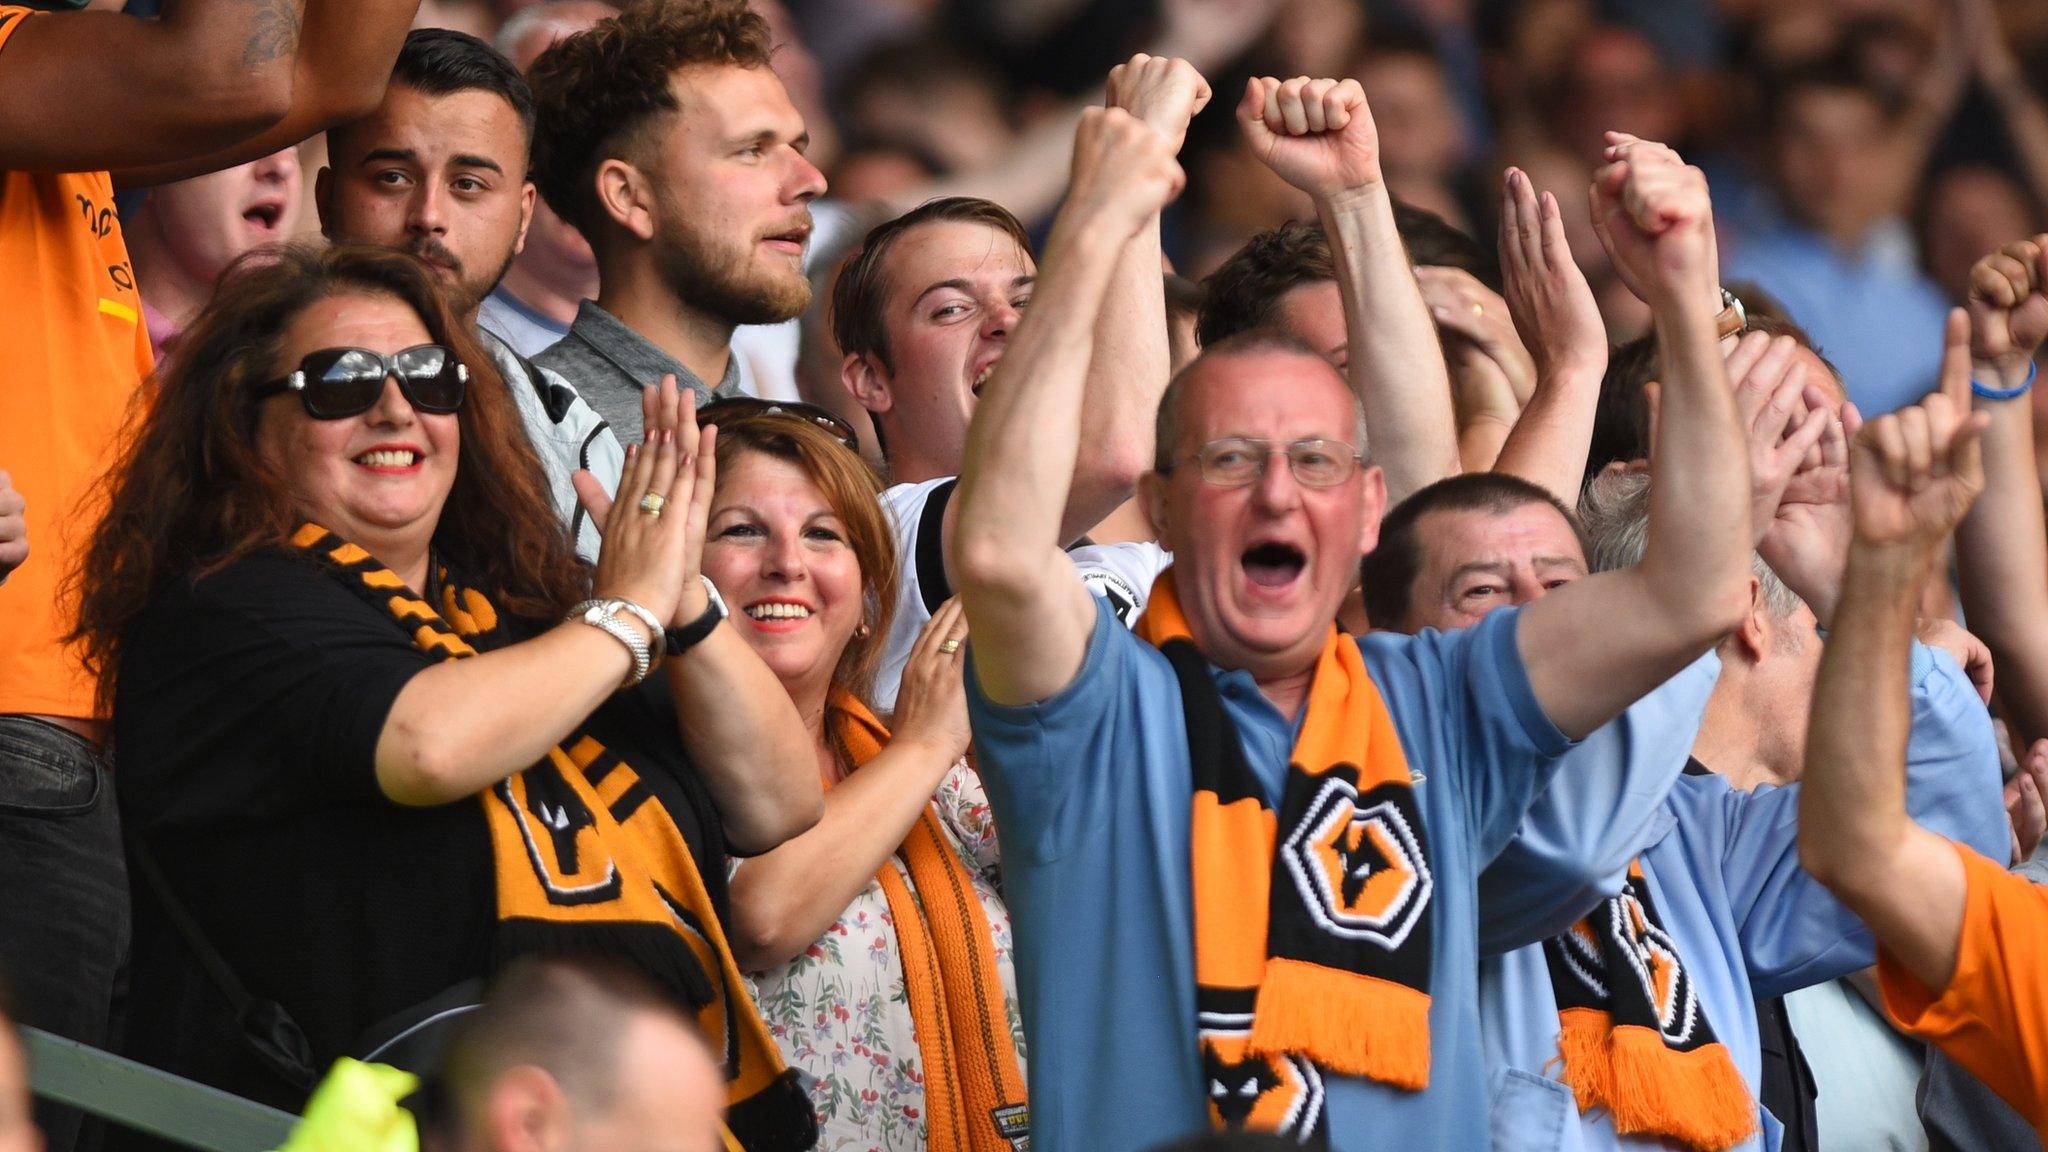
126, 834, 321, 1091
513, 349, 577, 425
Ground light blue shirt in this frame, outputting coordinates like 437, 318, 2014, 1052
1724, 215, 1951, 418
1480, 644, 2006, 1152
965, 600, 1573, 1152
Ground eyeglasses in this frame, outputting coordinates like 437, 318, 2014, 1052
1171, 437, 1364, 489
252, 345, 469, 419
697, 397, 861, 454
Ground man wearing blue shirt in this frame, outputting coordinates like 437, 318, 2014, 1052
950, 75, 1756, 1152
1367, 469, 2004, 1151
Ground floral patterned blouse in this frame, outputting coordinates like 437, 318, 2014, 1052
745, 759, 1027, 1152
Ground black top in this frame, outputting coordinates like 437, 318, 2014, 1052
110, 552, 727, 1117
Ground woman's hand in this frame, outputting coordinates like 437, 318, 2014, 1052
889, 598, 973, 765
574, 376, 719, 627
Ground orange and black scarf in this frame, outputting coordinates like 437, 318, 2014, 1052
831, 694, 1030, 1152
1135, 574, 1433, 1142
293, 525, 816, 1152
1544, 860, 1755, 1150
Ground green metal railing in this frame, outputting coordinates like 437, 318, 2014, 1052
24, 1028, 298, 1152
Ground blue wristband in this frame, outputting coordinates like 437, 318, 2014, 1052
1973, 359, 2037, 401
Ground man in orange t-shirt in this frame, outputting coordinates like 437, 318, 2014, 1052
1799, 258, 2048, 1139
0, 3, 417, 1147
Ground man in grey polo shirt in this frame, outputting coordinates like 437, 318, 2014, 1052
525, 0, 825, 441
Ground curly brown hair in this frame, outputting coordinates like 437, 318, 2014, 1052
709, 413, 898, 706
68, 243, 585, 713
527, 0, 773, 254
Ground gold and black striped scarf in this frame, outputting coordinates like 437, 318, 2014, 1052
1136, 574, 1433, 1143
1544, 860, 1755, 1150
293, 524, 816, 1151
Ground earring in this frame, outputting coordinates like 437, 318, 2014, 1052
854, 622, 871, 639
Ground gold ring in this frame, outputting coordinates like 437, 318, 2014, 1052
638, 492, 667, 517
939, 638, 962, 654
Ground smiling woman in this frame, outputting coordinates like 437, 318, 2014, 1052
699, 406, 1030, 1152
67, 244, 823, 1148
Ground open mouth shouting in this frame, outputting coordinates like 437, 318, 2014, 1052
971, 357, 1002, 397
1241, 539, 1307, 596
242, 196, 287, 237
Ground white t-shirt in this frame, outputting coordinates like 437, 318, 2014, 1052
873, 477, 1170, 712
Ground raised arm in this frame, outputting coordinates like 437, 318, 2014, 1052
1066, 54, 1210, 539
1238, 75, 1460, 504
111, 0, 421, 190
1516, 141, 1753, 739
952, 110, 1183, 706
0, 0, 302, 172
1954, 236, 2048, 747
1491, 166, 1610, 502
1800, 309, 1989, 994
382, 380, 820, 853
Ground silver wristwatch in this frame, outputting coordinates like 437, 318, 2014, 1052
567, 597, 661, 688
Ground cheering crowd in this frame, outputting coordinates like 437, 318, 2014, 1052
4, 0, 2048, 1150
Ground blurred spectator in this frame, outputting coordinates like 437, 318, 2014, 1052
1545, 25, 1688, 167
426, 959, 726, 1152
1353, 28, 1477, 232
127, 148, 303, 360
527, 0, 825, 435
836, 37, 1015, 176
1920, 165, 2042, 301
478, 0, 615, 358
1723, 60, 1956, 415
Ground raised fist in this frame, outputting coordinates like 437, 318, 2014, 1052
1849, 311, 1990, 551
1062, 106, 1185, 242
1964, 234, 2048, 388
1105, 54, 1211, 154
1236, 75, 1380, 200
1588, 133, 1718, 313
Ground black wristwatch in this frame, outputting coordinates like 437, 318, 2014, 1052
665, 575, 728, 655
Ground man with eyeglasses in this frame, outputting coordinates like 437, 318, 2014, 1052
951, 75, 1758, 1151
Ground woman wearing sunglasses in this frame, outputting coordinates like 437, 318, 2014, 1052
698, 404, 1027, 1152
71, 245, 823, 1144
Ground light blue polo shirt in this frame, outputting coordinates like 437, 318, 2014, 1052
966, 598, 1573, 1152
1479, 643, 2007, 1152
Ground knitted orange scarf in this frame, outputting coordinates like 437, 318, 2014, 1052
831, 693, 1029, 1152
1135, 574, 1433, 1140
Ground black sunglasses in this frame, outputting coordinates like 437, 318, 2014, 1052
252, 345, 469, 419
697, 397, 861, 453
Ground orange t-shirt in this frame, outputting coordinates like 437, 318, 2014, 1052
0, 6, 155, 720
1880, 840, 2048, 1142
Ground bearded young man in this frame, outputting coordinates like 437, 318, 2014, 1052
527, 0, 823, 442
952, 77, 1755, 1151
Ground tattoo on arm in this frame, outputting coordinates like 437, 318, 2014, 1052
240, 0, 304, 66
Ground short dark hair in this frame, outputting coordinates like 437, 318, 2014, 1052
1586, 289, 1840, 480
386, 28, 535, 144
528, 0, 773, 250
1197, 206, 1495, 347
430, 957, 691, 1139
1360, 472, 1583, 630
830, 197, 1033, 372
1394, 200, 1499, 291
1196, 220, 1334, 347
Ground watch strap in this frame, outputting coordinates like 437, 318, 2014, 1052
665, 576, 727, 656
